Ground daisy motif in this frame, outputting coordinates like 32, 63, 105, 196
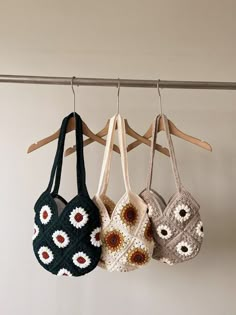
69, 207, 89, 229
174, 204, 191, 222
196, 221, 204, 238
72, 252, 91, 269
52, 230, 70, 248
159, 257, 174, 266
38, 246, 54, 264
176, 241, 193, 257
32, 223, 39, 240
40, 205, 52, 225
156, 224, 172, 240
57, 268, 72, 277
90, 227, 101, 247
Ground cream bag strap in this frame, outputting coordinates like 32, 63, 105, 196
147, 114, 182, 193
96, 114, 131, 196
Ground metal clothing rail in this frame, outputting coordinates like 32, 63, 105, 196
0, 74, 236, 90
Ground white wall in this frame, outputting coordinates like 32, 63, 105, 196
0, 1, 235, 314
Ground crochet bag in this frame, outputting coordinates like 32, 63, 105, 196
140, 115, 204, 265
93, 114, 154, 272
32, 112, 101, 276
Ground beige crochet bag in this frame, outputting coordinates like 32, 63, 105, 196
93, 114, 154, 272
140, 115, 204, 265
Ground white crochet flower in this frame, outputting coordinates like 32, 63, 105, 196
174, 204, 191, 222
32, 223, 39, 240
57, 268, 72, 277
69, 207, 89, 229
176, 241, 193, 256
40, 205, 52, 224
72, 252, 91, 268
90, 227, 101, 247
156, 224, 172, 240
38, 246, 54, 264
147, 203, 154, 216
159, 257, 174, 266
52, 230, 70, 248
196, 221, 204, 238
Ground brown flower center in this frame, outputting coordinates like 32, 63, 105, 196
105, 230, 123, 251
42, 251, 49, 259
77, 256, 86, 264
129, 249, 148, 265
43, 211, 48, 219
75, 213, 83, 222
56, 235, 65, 243
121, 204, 138, 225
95, 232, 100, 241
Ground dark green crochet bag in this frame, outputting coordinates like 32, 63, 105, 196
32, 112, 101, 277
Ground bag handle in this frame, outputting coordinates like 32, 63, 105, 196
96, 114, 131, 196
147, 114, 182, 193
117, 114, 131, 193
96, 115, 117, 196
46, 112, 88, 196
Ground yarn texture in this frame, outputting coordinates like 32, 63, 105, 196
94, 114, 154, 272
33, 113, 101, 276
140, 115, 204, 265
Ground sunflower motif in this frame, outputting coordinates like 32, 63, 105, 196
72, 252, 91, 269
144, 221, 153, 241
52, 230, 70, 248
127, 248, 149, 266
104, 230, 124, 252
57, 268, 72, 277
69, 207, 89, 229
196, 221, 204, 238
159, 257, 174, 266
32, 223, 39, 240
38, 246, 54, 265
176, 241, 193, 257
39, 205, 52, 225
90, 227, 101, 247
120, 203, 138, 226
174, 204, 191, 222
156, 224, 172, 240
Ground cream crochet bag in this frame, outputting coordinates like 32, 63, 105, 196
140, 115, 204, 265
93, 114, 154, 272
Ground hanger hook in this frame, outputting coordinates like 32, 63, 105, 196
117, 78, 120, 114
157, 79, 163, 116
71, 76, 76, 115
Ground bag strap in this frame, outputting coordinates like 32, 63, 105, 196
96, 114, 131, 196
46, 112, 88, 196
96, 115, 117, 196
147, 114, 182, 193
117, 114, 131, 194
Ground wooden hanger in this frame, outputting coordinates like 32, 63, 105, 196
64, 119, 120, 156
124, 119, 170, 156
127, 116, 212, 152
65, 118, 170, 157
27, 116, 120, 154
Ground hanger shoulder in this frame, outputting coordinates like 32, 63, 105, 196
128, 117, 212, 153
27, 117, 75, 153
127, 124, 152, 152
125, 120, 170, 157
160, 117, 212, 151
64, 120, 120, 157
